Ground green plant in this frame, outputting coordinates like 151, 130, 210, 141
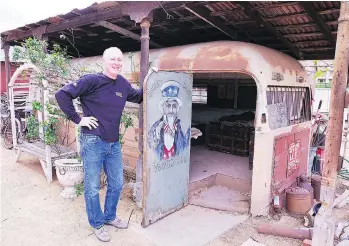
26, 115, 40, 141
27, 101, 63, 146
74, 183, 84, 197
119, 112, 134, 147
42, 116, 59, 145
312, 60, 332, 87
32, 101, 43, 111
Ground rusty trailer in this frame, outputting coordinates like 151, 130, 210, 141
70, 40, 314, 225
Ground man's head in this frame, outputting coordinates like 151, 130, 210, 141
103, 47, 123, 79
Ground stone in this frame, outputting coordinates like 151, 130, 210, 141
302, 239, 312, 246
241, 238, 265, 246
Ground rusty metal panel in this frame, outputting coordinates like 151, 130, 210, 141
294, 128, 311, 175
272, 127, 311, 194
142, 70, 193, 227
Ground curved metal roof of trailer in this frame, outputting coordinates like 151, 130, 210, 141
71, 41, 311, 88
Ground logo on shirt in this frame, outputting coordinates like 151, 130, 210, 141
115, 92, 123, 98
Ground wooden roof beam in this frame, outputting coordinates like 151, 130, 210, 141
294, 40, 331, 46
299, 2, 336, 45
48, 36, 98, 57
97, 21, 163, 48
284, 31, 337, 39
275, 21, 338, 31
303, 53, 334, 60
4, 7, 123, 42
253, 2, 299, 10
50, 33, 101, 54
183, 3, 240, 40
238, 2, 302, 59
265, 9, 340, 21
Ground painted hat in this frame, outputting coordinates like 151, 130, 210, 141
159, 80, 183, 110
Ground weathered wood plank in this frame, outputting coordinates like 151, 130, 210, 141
5, 7, 123, 41
17, 141, 76, 161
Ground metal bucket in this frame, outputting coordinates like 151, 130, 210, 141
286, 187, 312, 217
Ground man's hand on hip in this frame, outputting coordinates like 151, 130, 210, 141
78, 117, 99, 130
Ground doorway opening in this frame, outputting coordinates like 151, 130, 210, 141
189, 72, 257, 214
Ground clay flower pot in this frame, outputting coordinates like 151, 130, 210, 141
55, 158, 83, 199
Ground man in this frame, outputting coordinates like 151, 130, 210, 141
147, 81, 190, 160
55, 47, 142, 242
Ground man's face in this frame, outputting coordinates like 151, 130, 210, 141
103, 50, 123, 78
163, 99, 179, 118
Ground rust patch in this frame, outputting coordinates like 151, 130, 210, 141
158, 47, 191, 70
193, 44, 249, 71
254, 44, 304, 75
291, 124, 310, 133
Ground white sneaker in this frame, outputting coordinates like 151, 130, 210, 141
106, 218, 128, 229
94, 226, 110, 242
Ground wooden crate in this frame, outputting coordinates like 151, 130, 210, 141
208, 121, 254, 157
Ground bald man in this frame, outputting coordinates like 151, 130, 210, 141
55, 47, 143, 242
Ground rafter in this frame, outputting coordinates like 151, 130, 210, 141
183, 3, 240, 40
238, 2, 302, 58
4, 7, 123, 42
253, 2, 299, 10
299, 2, 336, 45
275, 21, 338, 31
265, 8, 340, 21
284, 31, 337, 39
293, 40, 331, 46
97, 21, 162, 48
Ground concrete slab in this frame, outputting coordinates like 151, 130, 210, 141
190, 185, 250, 213
133, 205, 248, 246
190, 145, 252, 182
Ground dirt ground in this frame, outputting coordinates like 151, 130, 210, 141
0, 145, 155, 246
208, 180, 349, 246
1, 143, 348, 246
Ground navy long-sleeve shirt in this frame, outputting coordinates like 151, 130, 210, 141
55, 72, 143, 142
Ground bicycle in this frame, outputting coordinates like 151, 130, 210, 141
0, 94, 23, 149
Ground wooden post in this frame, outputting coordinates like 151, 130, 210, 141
135, 18, 151, 206
312, 2, 349, 246
3, 43, 11, 95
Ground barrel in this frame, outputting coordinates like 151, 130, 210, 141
286, 187, 312, 218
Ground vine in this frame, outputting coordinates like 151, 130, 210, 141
119, 112, 134, 147
25, 100, 63, 146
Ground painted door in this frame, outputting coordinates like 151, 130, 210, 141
142, 69, 193, 227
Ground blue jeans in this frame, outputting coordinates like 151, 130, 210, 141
80, 133, 123, 229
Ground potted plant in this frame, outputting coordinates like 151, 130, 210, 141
55, 157, 83, 199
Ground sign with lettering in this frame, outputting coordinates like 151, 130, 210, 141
142, 69, 193, 227
287, 140, 301, 177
